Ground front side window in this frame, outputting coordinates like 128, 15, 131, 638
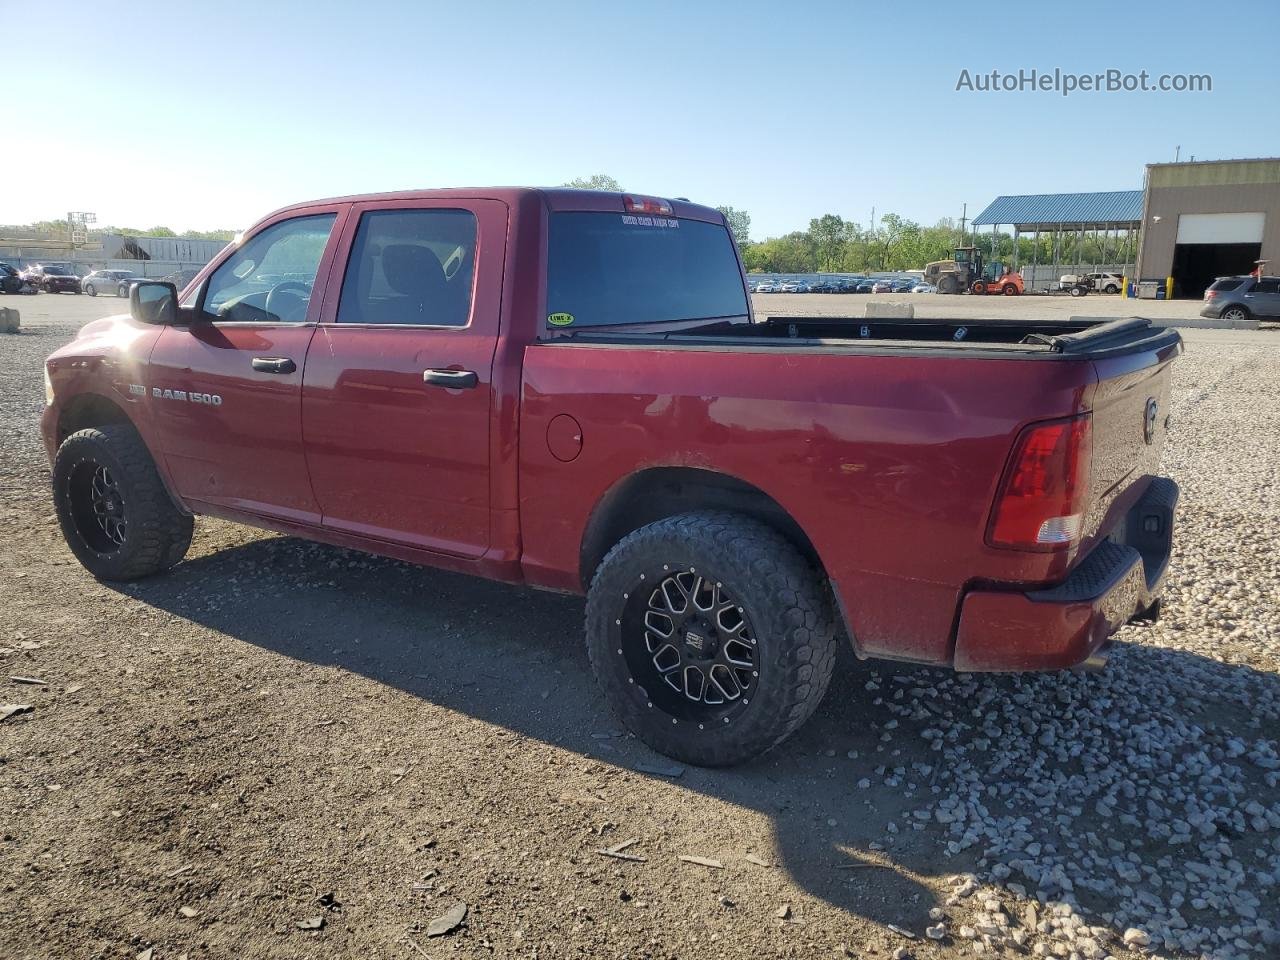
199, 214, 335, 323
336, 209, 477, 327
546, 212, 747, 328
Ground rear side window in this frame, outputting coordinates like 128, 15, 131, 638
547, 212, 747, 328
337, 209, 476, 327
1208, 278, 1246, 292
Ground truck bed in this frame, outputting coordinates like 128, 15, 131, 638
556, 315, 1180, 360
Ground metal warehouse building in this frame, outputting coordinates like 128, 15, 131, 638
1135, 157, 1280, 298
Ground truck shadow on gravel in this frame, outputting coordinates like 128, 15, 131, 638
113, 531, 1280, 948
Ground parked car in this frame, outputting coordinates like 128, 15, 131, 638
871, 280, 894, 293
0, 263, 24, 295
42, 187, 1182, 767
809, 280, 835, 293
912, 282, 937, 293
82, 270, 146, 297
854, 279, 877, 293
778, 280, 808, 293
835, 278, 863, 292
754, 280, 778, 293
1060, 272, 1122, 294
891, 279, 916, 292
25, 262, 82, 294
1201, 275, 1280, 322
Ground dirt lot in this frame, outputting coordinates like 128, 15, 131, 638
2, 294, 1278, 960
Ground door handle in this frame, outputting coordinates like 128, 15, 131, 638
423, 368, 478, 389
251, 357, 297, 374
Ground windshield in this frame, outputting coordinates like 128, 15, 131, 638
546, 212, 747, 328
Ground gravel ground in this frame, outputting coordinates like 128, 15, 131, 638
1, 296, 1277, 960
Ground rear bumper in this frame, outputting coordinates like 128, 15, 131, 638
953, 477, 1178, 672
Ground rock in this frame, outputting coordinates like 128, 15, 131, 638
891, 948, 911, 960
0, 704, 33, 721
1122, 928, 1150, 947
926, 923, 947, 939
427, 901, 468, 937
777, 904, 791, 920
178, 906, 199, 918
296, 917, 325, 930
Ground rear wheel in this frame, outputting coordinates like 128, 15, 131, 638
1222, 306, 1250, 322
1069, 284, 1085, 297
53, 424, 193, 581
937, 274, 958, 295
586, 512, 838, 767
1103, 283, 1119, 294
117, 283, 129, 297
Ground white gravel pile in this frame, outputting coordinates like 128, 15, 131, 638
861, 340, 1280, 959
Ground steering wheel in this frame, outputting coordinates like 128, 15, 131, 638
264, 281, 312, 322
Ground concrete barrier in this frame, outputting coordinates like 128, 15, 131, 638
863, 301, 915, 319
0, 308, 20, 334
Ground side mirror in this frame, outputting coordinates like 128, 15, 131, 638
130, 281, 178, 325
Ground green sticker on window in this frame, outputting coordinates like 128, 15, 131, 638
547, 312, 575, 327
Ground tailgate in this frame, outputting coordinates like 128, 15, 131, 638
1083, 332, 1181, 542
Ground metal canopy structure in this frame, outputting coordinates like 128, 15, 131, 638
971, 191, 1144, 292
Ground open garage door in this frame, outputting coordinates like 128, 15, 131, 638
1172, 213, 1265, 298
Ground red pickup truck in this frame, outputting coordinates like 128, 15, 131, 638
42, 188, 1181, 766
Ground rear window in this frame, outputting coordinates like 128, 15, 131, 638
546, 212, 747, 328
1208, 278, 1247, 292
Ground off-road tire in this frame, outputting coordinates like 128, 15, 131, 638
585, 511, 838, 767
1002, 283, 1018, 296
53, 424, 193, 581
937, 274, 958, 295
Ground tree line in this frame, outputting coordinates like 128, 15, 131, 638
739, 214, 1137, 274
0, 220, 237, 242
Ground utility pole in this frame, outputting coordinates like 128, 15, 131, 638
1174, 145, 1181, 162
959, 203, 968, 246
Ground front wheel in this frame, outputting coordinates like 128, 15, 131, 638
85, 284, 97, 296
53, 424, 193, 580
586, 512, 838, 767
971, 280, 988, 295
1103, 284, 1119, 294
1002, 283, 1018, 296
117, 284, 129, 298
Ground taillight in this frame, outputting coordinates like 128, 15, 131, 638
623, 194, 674, 216
988, 414, 1092, 550
1205, 289, 1218, 299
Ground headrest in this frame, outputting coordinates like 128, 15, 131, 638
381, 244, 446, 298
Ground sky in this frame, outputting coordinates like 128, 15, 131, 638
4, 0, 1277, 240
